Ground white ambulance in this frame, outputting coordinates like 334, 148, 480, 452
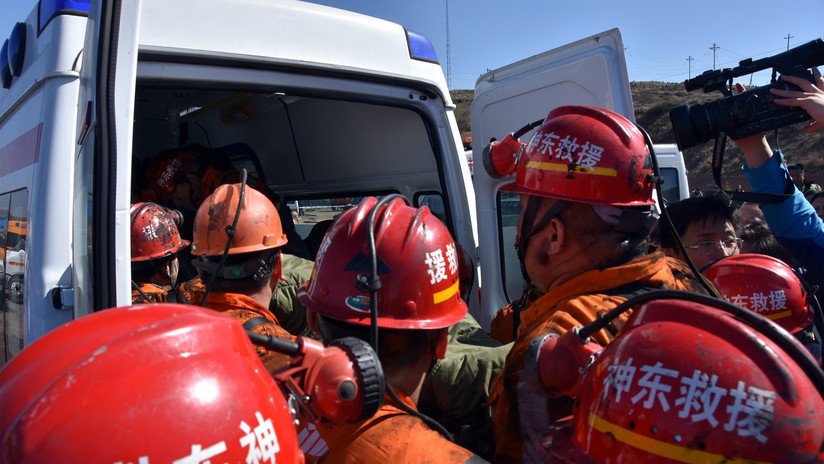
0, 0, 686, 360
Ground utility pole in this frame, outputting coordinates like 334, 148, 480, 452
710, 43, 720, 70
686, 56, 694, 79
445, 0, 452, 88
784, 33, 794, 50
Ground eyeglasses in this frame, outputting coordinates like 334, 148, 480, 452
685, 238, 743, 253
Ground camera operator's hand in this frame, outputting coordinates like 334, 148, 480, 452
771, 67, 824, 134
731, 83, 772, 168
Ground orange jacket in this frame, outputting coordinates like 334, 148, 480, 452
180, 277, 295, 372
318, 388, 483, 464
489, 288, 539, 344
490, 252, 707, 463
131, 283, 170, 304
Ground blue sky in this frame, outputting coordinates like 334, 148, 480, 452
3, 1, 822, 89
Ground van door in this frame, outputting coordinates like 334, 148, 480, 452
74, 0, 140, 316
471, 28, 634, 328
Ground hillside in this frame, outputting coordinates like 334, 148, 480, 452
451, 83, 824, 189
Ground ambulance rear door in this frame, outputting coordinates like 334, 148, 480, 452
73, 0, 141, 316
471, 28, 634, 328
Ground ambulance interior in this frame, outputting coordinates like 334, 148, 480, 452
131, 80, 455, 252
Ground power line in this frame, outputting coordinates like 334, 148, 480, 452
784, 33, 794, 51
686, 56, 694, 79
710, 43, 720, 70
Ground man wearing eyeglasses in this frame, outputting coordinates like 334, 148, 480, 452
661, 195, 742, 271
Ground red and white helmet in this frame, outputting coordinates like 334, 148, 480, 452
489, 105, 656, 206
704, 253, 814, 334
130, 202, 190, 261
298, 196, 467, 330
0, 304, 303, 464
544, 298, 824, 463
143, 148, 199, 202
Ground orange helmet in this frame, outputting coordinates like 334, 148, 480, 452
130, 202, 189, 261
298, 197, 467, 330
191, 183, 288, 257
490, 106, 656, 206
544, 297, 824, 463
704, 253, 814, 334
0, 304, 303, 464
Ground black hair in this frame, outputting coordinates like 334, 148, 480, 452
560, 202, 651, 267
807, 191, 824, 204
131, 255, 176, 284
661, 196, 735, 249
196, 249, 279, 293
317, 315, 434, 373
738, 223, 794, 265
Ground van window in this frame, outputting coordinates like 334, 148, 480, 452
0, 189, 28, 363
131, 66, 449, 270
415, 192, 447, 224
498, 191, 523, 302
659, 167, 681, 205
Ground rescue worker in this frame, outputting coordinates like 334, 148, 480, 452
182, 182, 295, 372
273, 207, 507, 458
142, 146, 311, 259
129, 202, 189, 303
298, 196, 487, 463
271, 252, 317, 338
704, 253, 823, 363
487, 105, 709, 463
0, 303, 387, 464
660, 195, 742, 271
533, 294, 824, 463
0, 304, 305, 463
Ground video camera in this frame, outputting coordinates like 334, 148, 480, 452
669, 39, 824, 150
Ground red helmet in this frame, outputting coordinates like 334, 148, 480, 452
492, 106, 656, 206
0, 304, 303, 464
191, 183, 288, 256
144, 148, 199, 202
704, 253, 813, 334
298, 197, 467, 330
545, 298, 824, 463
130, 202, 190, 261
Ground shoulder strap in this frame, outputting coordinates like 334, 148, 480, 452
599, 280, 662, 299
243, 316, 273, 332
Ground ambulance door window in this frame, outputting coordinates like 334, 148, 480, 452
415, 193, 447, 225
497, 191, 523, 302
2, 189, 28, 363
659, 167, 681, 204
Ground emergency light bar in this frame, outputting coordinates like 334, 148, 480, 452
405, 29, 439, 64
39, 0, 91, 33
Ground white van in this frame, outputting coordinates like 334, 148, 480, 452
0, 0, 480, 361
653, 143, 690, 204
469, 30, 688, 326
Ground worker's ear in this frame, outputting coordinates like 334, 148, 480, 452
434, 328, 448, 359
271, 252, 284, 283
544, 217, 566, 256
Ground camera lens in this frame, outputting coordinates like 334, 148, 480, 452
669, 104, 714, 150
